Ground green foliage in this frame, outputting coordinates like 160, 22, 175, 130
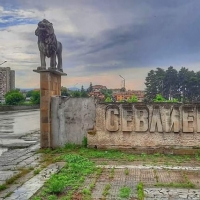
145, 66, 200, 102
153, 94, 166, 102
87, 82, 93, 93
154, 182, 195, 188
102, 184, 111, 197
137, 182, 144, 200
105, 96, 112, 102
26, 90, 33, 97
30, 91, 40, 104
61, 86, 69, 96
5, 90, 25, 105
81, 85, 89, 97
127, 95, 138, 103
153, 94, 179, 103
119, 186, 131, 198
43, 154, 95, 198
82, 136, 87, 148
71, 90, 81, 97
34, 168, 41, 175
101, 89, 113, 99
0, 184, 6, 191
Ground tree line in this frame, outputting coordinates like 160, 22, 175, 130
145, 66, 200, 102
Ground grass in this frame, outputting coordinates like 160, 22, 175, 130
124, 168, 129, 175
137, 182, 144, 200
30, 144, 200, 199
5, 168, 31, 185
102, 184, 111, 197
119, 186, 131, 198
154, 182, 195, 188
0, 184, 7, 191
33, 154, 96, 200
34, 168, 41, 175
109, 167, 115, 179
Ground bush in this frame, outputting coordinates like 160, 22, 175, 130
105, 97, 112, 102
5, 91, 25, 105
127, 95, 138, 103
30, 91, 40, 104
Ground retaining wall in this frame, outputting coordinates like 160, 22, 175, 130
50, 98, 200, 152
0, 104, 39, 112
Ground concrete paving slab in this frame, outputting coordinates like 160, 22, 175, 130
5, 162, 65, 200
0, 139, 37, 148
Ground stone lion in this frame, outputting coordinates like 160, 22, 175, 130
35, 19, 63, 71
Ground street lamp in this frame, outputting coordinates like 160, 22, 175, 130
0, 61, 7, 65
119, 75, 125, 89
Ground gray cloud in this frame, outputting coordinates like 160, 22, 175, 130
2, 0, 200, 88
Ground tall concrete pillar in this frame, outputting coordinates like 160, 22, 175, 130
33, 69, 67, 148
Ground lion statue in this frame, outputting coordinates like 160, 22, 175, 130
35, 19, 63, 71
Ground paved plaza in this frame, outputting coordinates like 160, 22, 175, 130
0, 130, 200, 199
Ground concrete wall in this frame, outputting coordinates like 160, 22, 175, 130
51, 96, 96, 147
50, 99, 200, 152
0, 104, 39, 112
88, 103, 200, 151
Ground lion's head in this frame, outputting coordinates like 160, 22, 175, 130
35, 19, 55, 43
35, 19, 58, 58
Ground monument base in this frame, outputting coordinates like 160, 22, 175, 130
33, 68, 67, 148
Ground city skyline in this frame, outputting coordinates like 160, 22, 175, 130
1, 1, 200, 90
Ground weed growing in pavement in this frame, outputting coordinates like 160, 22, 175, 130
5, 168, 31, 185
119, 186, 131, 198
82, 188, 91, 199
4, 191, 13, 198
155, 182, 195, 188
109, 167, 115, 179
0, 184, 6, 191
124, 168, 129, 175
102, 183, 111, 197
137, 182, 144, 200
32, 197, 41, 200
36, 154, 96, 199
33, 168, 41, 175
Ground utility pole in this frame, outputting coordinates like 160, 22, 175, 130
119, 75, 125, 90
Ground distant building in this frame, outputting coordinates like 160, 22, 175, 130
113, 90, 145, 102
88, 85, 107, 100
0, 67, 15, 100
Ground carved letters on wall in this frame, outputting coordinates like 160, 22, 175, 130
105, 105, 200, 133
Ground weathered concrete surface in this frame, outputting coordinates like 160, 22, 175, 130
0, 110, 39, 137
0, 131, 41, 199
51, 97, 96, 147
0, 138, 37, 148
5, 162, 65, 200
88, 103, 200, 150
80, 164, 200, 200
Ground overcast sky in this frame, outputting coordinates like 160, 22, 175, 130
1, 0, 200, 90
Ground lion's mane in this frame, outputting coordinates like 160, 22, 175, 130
35, 19, 57, 58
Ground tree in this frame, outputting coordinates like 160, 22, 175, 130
80, 85, 88, 97
5, 90, 25, 105
26, 90, 33, 97
30, 91, 40, 104
61, 86, 69, 96
71, 90, 81, 97
101, 89, 113, 98
87, 82, 93, 93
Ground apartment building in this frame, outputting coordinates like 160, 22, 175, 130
0, 67, 15, 100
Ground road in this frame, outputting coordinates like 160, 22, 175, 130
0, 109, 40, 137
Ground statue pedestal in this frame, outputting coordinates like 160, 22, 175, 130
33, 68, 67, 148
